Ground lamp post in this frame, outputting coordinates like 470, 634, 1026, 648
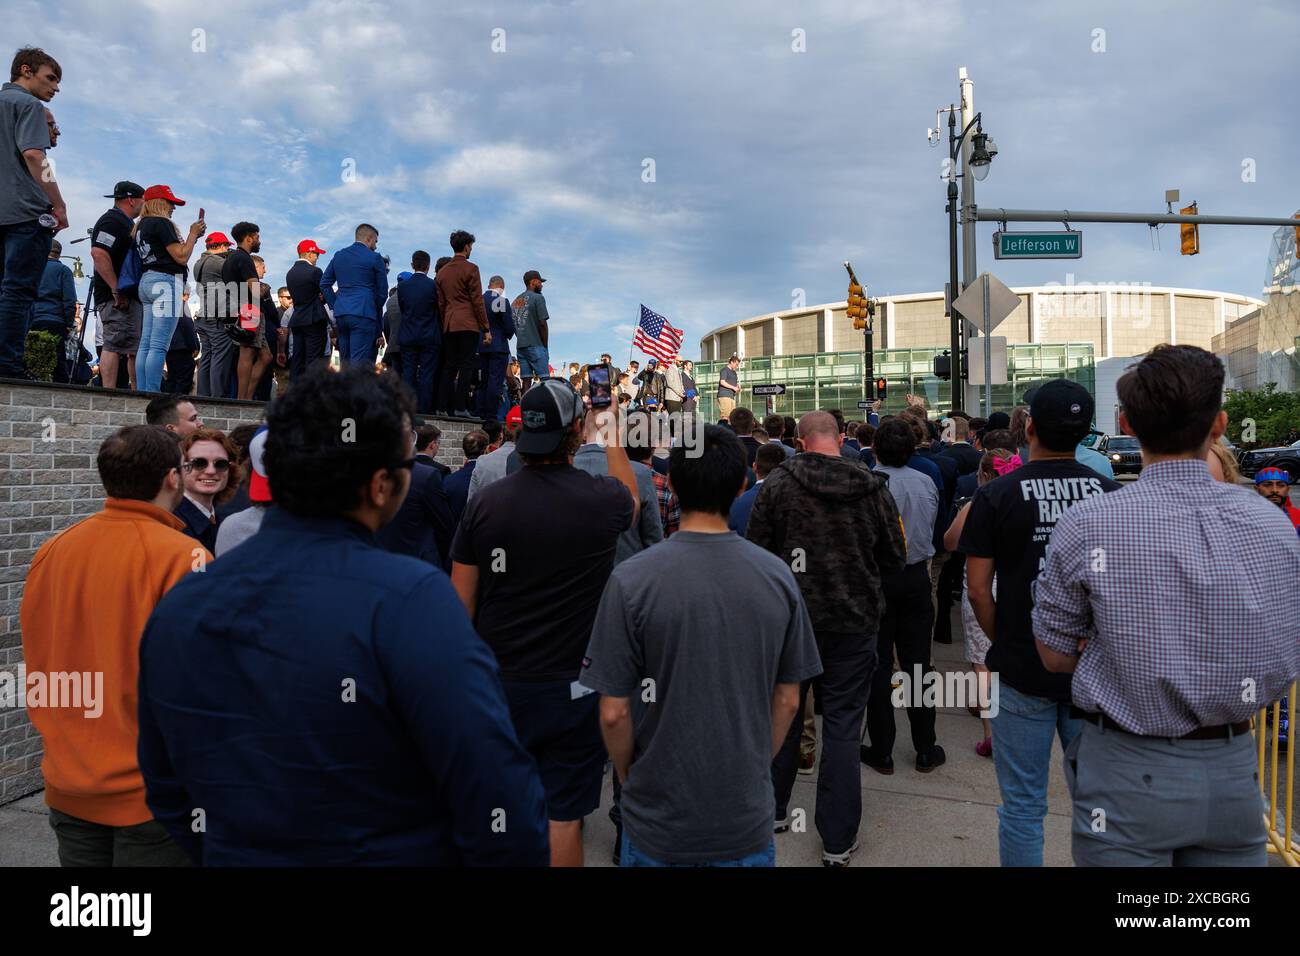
931, 100, 996, 413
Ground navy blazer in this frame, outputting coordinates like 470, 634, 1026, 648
397, 272, 440, 347
286, 259, 329, 328
374, 461, 454, 569
168, 304, 200, 352
478, 290, 514, 354
174, 497, 218, 554
320, 242, 388, 322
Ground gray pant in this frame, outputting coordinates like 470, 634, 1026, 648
1066, 719, 1266, 867
195, 316, 237, 398
48, 807, 192, 867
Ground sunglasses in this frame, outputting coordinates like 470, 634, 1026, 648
184, 457, 230, 472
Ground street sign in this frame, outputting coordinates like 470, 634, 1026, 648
993, 230, 1083, 260
856, 400, 874, 410
951, 273, 1020, 334
751, 383, 786, 396
967, 336, 1008, 385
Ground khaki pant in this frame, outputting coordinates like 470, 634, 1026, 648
718, 396, 736, 420
800, 685, 817, 757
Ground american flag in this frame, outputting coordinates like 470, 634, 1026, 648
633, 305, 684, 363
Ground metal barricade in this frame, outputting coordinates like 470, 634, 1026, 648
1256, 684, 1298, 865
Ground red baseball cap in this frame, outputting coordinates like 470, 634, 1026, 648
506, 405, 522, 425
206, 231, 231, 247
297, 239, 326, 255
142, 184, 186, 205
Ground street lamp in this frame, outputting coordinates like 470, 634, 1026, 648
929, 105, 996, 411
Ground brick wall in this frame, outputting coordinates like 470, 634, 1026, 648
0, 379, 475, 805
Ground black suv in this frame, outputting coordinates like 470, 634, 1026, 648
1097, 435, 1142, 475
1237, 440, 1300, 483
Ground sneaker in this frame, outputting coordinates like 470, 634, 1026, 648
798, 751, 816, 775
774, 815, 790, 833
859, 745, 894, 775
822, 840, 860, 867
916, 745, 947, 773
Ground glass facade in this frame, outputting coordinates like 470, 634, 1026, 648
692, 342, 1096, 423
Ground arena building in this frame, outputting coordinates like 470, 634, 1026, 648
693, 282, 1264, 431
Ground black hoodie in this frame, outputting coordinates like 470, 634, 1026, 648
745, 452, 907, 636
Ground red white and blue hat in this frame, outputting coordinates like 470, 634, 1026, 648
1255, 467, 1288, 484
248, 426, 271, 503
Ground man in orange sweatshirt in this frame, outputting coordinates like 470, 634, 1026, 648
20, 424, 210, 866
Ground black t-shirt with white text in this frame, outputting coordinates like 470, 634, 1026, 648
958, 458, 1120, 700
450, 463, 634, 681
90, 207, 135, 306
134, 216, 186, 277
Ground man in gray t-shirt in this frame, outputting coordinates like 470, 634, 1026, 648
0, 48, 68, 378
581, 425, 821, 866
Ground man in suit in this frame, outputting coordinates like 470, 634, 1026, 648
320, 223, 387, 368
940, 416, 981, 475
728, 442, 784, 535
286, 239, 330, 379
414, 422, 451, 479
434, 229, 489, 417
477, 275, 514, 420
397, 251, 440, 413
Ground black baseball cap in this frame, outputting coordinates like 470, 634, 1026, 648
104, 181, 144, 199
516, 378, 584, 455
522, 270, 546, 285
1028, 379, 1094, 435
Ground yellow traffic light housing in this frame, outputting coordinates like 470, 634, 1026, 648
847, 281, 868, 330
1180, 203, 1199, 256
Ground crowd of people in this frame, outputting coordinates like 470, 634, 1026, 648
14, 337, 1300, 868
7, 46, 1300, 870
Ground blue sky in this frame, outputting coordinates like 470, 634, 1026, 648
23, 0, 1300, 365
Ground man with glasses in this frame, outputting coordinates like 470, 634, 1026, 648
21, 425, 205, 866
136, 366, 549, 865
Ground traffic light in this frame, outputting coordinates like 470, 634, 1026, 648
875, 377, 887, 400
847, 282, 868, 330
1180, 203, 1199, 256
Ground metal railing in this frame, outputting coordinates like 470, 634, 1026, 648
1256, 685, 1298, 865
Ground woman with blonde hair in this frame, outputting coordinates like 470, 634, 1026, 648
133, 185, 205, 392
1206, 441, 1241, 484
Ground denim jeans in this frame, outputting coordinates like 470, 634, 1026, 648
517, 345, 549, 381
138, 271, 183, 392
990, 682, 1081, 867
620, 832, 775, 868
336, 314, 379, 367
0, 218, 54, 377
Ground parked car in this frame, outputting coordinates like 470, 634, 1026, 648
1237, 439, 1300, 482
1097, 434, 1142, 475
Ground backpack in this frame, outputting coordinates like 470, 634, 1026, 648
117, 245, 143, 298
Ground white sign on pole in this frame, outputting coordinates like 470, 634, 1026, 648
951, 272, 1020, 333
967, 336, 1008, 385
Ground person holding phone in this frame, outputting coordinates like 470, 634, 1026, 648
133, 185, 204, 393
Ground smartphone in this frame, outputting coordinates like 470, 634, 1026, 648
588, 362, 613, 408
198, 207, 205, 220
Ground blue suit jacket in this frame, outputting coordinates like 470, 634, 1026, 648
374, 461, 454, 569
320, 242, 388, 322
137, 508, 549, 866
29, 259, 76, 331
397, 272, 440, 347
478, 290, 514, 354
728, 481, 763, 535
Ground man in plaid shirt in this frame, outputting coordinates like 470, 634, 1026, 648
1034, 345, 1300, 866
651, 467, 679, 538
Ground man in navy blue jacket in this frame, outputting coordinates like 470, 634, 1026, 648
137, 366, 549, 865
285, 239, 330, 379
477, 275, 514, 419
27, 239, 76, 381
397, 250, 440, 413
320, 223, 387, 368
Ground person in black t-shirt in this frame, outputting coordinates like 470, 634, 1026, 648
219, 221, 264, 400
957, 379, 1119, 867
450, 378, 638, 867
90, 182, 145, 390
133, 185, 204, 393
